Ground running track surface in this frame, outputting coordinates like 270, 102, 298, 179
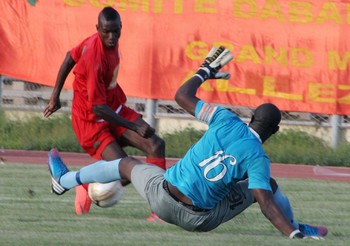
1, 149, 349, 183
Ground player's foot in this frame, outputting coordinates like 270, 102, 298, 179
48, 148, 69, 195
299, 223, 328, 239
146, 211, 164, 222
75, 184, 92, 215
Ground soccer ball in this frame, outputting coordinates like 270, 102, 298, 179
88, 181, 124, 208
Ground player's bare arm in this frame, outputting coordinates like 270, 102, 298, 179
252, 189, 299, 237
93, 104, 155, 138
44, 52, 76, 118
175, 77, 202, 116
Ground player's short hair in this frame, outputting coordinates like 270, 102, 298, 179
253, 103, 281, 133
99, 7, 120, 22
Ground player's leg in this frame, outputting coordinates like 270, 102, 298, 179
120, 117, 166, 170
120, 117, 166, 222
74, 141, 128, 215
71, 117, 124, 215
76, 139, 131, 214
196, 179, 255, 232
269, 178, 297, 227
270, 177, 328, 238
116, 105, 166, 170
100, 141, 129, 185
48, 148, 140, 190
117, 111, 166, 222
101, 141, 128, 160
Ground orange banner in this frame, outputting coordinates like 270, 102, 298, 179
1, 0, 350, 114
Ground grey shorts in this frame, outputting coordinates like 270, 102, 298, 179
131, 164, 255, 232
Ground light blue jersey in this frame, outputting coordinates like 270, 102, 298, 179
164, 100, 271, 209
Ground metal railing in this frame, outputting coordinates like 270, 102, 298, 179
0, 75, 347, 148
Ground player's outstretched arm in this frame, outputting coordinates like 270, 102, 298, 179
43, 52, 76, 118
252, 189, 307, 239
175, 46, 233, 116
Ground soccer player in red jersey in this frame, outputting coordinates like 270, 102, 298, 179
44, 6, 165, 222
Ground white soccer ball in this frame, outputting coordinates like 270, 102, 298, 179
88, 181, 124, 208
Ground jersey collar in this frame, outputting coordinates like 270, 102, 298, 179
249, 127, 262, 143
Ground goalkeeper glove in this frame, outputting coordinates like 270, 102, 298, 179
194, 46, 234, 83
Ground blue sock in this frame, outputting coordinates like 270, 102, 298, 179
60, 159, 122, 189
273, 187, 299, 228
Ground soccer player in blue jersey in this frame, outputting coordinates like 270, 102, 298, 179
47, 46, 327, 239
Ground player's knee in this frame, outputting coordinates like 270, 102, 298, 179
270, 177, 278, 193
148, 136, 165, 154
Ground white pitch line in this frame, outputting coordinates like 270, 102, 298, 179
313, 165, 350, 177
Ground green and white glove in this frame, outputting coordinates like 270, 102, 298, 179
194, 46, 234, 83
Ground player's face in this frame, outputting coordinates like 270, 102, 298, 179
97, 18, 121, 49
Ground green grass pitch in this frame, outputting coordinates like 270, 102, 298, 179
0, 163, 349, 245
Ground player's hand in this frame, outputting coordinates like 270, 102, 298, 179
195, 46, 234, 82
43, 97, 61, 118
135, 124, 155, 138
